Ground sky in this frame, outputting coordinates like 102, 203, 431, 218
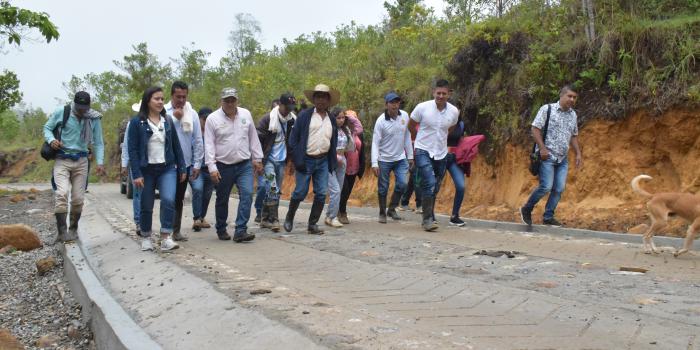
4, 0, 446, 113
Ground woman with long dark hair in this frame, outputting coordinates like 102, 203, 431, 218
337, 110, 364, 224
325, 107, 355, 227
127, 87, 187, 251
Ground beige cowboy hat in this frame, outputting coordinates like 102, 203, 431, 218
303, 84, 340, 106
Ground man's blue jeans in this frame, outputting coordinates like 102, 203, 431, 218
444, 153, 465, 217
414, 149, 447, 198
254, 160, 286, 215
523, 157, 569, 220
130, 167, 142, 226
377, 159, 409, 197
140, 164, 177, 236
215, 160, 254, 235
291, 157, 328, 203
200, 169, 214, 220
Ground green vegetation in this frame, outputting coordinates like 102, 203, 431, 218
3, 0, 700, 181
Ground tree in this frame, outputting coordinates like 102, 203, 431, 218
0, 2, 59, 112
581, 0, 595, 42
0, 70, 21, 112
227, 13, 261, 68
174, 43, 210, 89
0, 1, 58, 46
113, 42, 172, 95
84, 71, 128, 110
443, 0, 488, 22
384, 0, 423, 28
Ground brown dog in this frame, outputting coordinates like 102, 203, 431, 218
0, 224, 42, 251
631, 175, 699, 256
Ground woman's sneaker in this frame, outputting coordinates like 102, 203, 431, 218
160, 237, 180, 251
141, 237, 154, 251
449, 216, 466, 227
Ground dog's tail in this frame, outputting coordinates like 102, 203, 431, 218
631, 174, 653, 197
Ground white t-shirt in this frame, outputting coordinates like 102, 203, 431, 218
147, 116, 166, 164
371, 110, 414, 167
410, 100, 459, 160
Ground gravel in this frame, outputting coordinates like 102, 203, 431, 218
0, 189, 94, 349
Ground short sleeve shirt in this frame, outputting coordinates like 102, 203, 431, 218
532, 102, 578, 161
410, 100, 459, 160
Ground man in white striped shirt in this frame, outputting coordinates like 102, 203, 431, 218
371, 92, 414, 223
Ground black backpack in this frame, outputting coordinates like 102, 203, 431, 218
40, 105, 71, 161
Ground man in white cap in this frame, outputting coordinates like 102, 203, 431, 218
284, 84, 339, 235
204, 87, 263, 242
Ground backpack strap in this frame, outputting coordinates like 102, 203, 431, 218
56, 104, 71, 141
531, 104, 552, 154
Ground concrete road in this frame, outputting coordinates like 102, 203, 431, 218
78, 184, 700, 349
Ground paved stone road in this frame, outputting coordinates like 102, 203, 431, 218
84, 184, 699, 349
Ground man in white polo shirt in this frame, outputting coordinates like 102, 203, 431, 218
408, 79, 459, 231
372, 92, 414, 223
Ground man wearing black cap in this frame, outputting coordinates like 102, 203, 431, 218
254, 93, 297, 232
43, 91, 105, 242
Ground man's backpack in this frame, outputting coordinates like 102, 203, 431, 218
40, 105, 71, 161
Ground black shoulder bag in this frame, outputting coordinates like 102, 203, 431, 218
528, 104, 551, 176
40, 105, 71, 161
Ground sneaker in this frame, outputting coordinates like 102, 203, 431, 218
140, 238, 154, 251
415, 207, 422, 214
172, 231, 189, 242
330, 218, 343, 228
233, 232, 256, 243
397, 205, 409, 211
520, 207, 532, 226
543, 218, 562, 227
160, 237, 180, 251
449, 216, 466, 227
200, 219, 211, 228
378, 214, 387, 224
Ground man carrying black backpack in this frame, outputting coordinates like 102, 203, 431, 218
43, 91, 105, 242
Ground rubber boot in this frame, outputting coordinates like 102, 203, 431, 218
307, 200, 325, 235
421, 197, 438, 231
55, 213, 68, 243
387, 192, 403, 221
65, 211, 81, 241
284, 199, 301, 232
378, 195, 387, 223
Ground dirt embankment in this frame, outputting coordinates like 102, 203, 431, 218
283, 108, 700, 237
0, 148, 37, 179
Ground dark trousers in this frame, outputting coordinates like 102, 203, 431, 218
339, 174, 357, 214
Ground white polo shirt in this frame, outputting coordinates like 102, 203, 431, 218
410, 100, 459, 160
371, 110, 413, 167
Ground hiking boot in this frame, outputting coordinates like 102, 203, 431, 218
233, 232, 256, 243
160, 237, 179, 251
172, 230, 189, 241
520, 207, 532, 226
200, 219, 211, 228
337, 212, 350, 225
192, 219, 203, 232
141, 237, 154, 251
307, 224, 325, 235
55, 213, 68, 243
217, 231, 232, 241
449, 216, 466, 227
284, 199, 301, 232
387, 192, 403, 221
543, 218, 562, 227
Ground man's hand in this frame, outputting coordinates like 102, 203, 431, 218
191, 168, 200, 180
120, 167, 127, 177
179, 173, 187, 183
575, 154, 583, 169
133, 177, 144, 188
539, 149, 550, 160
372, 167, 379, 177
253, 161, 263, 175
95, 165, 106, 176
50, 140, 62, 150
210, 171, 221, 184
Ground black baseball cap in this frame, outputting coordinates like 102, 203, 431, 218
279, 93, 297, 110
74, 91, 91, 110
198, 107, 213, 117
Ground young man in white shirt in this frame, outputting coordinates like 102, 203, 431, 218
408, 79, 459, 231
372, 92, 414, 223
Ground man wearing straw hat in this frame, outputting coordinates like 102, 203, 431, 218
284, 84, 339, 235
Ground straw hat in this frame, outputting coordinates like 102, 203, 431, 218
303, 84, 340, 106
131, 102, 141, 112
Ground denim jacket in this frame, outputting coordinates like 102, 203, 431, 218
127, 115, 186, 179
